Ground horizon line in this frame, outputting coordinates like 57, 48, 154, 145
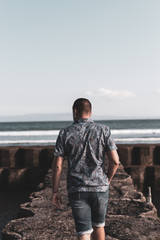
0, 112, 160, 123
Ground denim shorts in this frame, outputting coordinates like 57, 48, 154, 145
68, 189, 109, 236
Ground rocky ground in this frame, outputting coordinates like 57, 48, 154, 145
2, 162, 160, 240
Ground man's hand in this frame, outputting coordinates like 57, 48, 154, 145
52, 192, 62, 209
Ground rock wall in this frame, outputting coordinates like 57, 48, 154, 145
0, 144, 160, 191
0, 146, 54, 190
0, 146, 54, 169
117, 144, 160, 192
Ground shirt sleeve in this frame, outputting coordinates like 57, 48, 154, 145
54, 129, 66, 157
105, 129, 117, 152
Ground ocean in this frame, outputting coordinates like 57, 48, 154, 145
0, 119, 160, 146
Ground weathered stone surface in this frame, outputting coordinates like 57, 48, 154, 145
0, 146, 53, 190
2, 162, 160, 240
105, 215, 160, 240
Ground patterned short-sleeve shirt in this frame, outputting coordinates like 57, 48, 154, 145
54, 118, 117, 193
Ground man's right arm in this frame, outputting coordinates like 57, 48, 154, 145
52, 156, 64, 209
107, 150, 119, 184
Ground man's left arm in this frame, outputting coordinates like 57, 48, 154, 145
52, 156, 64, 209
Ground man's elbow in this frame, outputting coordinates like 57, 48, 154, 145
115, 156, 120, 166
107, 150, 120, 165
114, 153, 120, 165
52, 156, 64, 172
55, 164, 63, 173
111, 157, 119, 167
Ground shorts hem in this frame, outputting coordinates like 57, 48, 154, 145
76, 228, 93, 236
92, 222, 105, 227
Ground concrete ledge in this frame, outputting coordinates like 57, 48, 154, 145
0, 144, 160, 191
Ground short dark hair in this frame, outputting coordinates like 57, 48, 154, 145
72, 98, 92, 115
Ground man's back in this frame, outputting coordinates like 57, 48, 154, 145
54, 118, 117, 193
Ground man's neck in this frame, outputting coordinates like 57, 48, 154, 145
73, 115, 91, 122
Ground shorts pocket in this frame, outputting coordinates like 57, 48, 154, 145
69, 192, 80, 202
97, 191, 109, 206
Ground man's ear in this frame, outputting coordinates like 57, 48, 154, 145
73, 109, 77, 117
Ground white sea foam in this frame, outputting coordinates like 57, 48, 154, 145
115, 137, 160, 143
0, 140, 56, 145
0, 130, 60, 137
111, 129, 160, 135
0, 129, 160, 137
0, 128, 160, 146
1, 137, 160, 145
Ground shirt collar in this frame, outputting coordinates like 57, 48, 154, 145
74, 118, 93, 124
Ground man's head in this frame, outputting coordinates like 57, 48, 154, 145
72, 98, 92, 121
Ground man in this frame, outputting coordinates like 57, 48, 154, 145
52, 98, 119, 240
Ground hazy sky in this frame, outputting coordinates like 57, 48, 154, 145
1, 0, 160, 119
